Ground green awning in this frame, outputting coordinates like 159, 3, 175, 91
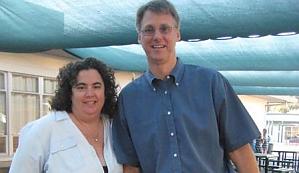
1, 0, 298, 95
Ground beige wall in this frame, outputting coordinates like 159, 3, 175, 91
114, 71, 142, 90
0, 52, 76, 77
239, 95, 267, 132
0, 52, 143, 89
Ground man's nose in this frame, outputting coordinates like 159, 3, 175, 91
153, 29, 163, 38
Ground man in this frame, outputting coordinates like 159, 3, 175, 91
113, 0, 260, 172
262, 128, 271, 154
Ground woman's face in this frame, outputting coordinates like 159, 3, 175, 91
71, 69, 105, 118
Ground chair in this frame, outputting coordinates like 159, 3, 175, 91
271, 151, 299, 172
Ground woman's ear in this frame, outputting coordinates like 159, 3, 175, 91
138, 33, 141, 43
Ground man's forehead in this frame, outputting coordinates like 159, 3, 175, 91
141, 12, 176, 26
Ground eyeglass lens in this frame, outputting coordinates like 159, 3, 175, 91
141, 24, 175, 36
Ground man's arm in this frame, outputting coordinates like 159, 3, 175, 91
229, 143, 259, 173
123, 165, 140, 173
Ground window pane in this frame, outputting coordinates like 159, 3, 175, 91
12, 75, 38, 93
11, 93, 39, 151
285, 126, 299, 144
0, 73, 4, 89
0, 92, 7, 153
42, 96, 53, 116
44, 79, 57, 94
11, 93, 39, 134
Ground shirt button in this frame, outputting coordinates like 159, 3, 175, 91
153, 88, 156, 91
170, 132, 174, 136
164, 91, 168, 94
176, 82, 179, 86
166, 76, 170, 79
167, 111, 171, 115
173, 153, 178, 157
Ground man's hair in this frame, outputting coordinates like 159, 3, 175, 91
136, 0, 180, 32
50, 57, 118, 118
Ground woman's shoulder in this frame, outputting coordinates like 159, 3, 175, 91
20, 111, 68, 140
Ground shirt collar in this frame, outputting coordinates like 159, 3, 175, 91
54, 111, 109, 122
54, 111, 69, 121
170, 58, 184, 86
144, 57, 184, 87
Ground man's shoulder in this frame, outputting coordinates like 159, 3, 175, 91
185, 63, 217, 73
183, 63, 220, 79
121, 74, 147, 92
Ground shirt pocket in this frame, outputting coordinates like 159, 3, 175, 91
47, 137, 84, 172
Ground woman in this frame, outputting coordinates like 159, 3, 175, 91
9, 58, 122, 173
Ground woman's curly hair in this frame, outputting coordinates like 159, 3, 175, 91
50, 57, 118, 118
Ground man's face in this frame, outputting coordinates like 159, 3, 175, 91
138, 10, 180, 65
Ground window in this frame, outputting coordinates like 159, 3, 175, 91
266, 101, 299, 114
43, 79, 57, 115
285, 126, 299, 143
0, 73, 7, 153
0, 73, 4, 89
44, 79, 57, 94
0, 67, 61, 159
12, 75, 38, 92
11, 75, 39, 151
0, 93, 6, 153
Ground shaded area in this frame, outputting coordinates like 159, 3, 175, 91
0, 0, 298, 95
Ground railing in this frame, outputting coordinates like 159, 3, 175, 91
270, 150, 299, 172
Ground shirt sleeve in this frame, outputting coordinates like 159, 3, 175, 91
112, 92, 140, 166
9, 122, 45, 173
212, 72, 260, 152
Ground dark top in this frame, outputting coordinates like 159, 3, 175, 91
112, 59, 260, 173
103, 166, 108, 173
255, 138, 262, 153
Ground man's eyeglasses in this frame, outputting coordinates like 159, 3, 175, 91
140, 24, 177, 36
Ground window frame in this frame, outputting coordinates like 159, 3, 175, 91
0, 71, 58, 157
0, 71, 8, 156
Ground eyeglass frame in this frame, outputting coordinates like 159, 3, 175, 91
139, 24, 178, 36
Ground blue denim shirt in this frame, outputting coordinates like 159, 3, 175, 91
113, 59, 259, 173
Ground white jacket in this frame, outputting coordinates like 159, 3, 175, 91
9, 111, 123, 173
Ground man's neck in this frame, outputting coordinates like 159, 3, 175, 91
149, 57, 177, 79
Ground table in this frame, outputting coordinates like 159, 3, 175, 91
255, 153, 278, 173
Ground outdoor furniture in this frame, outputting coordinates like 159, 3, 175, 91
271, 150, 299, 172
255, 153, 278, 173
272, 167, 295, 173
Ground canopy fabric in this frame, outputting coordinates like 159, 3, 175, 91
1, 0, 299, 52
0, 0, 299, 95
67, 35, 299, 71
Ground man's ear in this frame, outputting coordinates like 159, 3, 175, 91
176, 29, 181, 41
